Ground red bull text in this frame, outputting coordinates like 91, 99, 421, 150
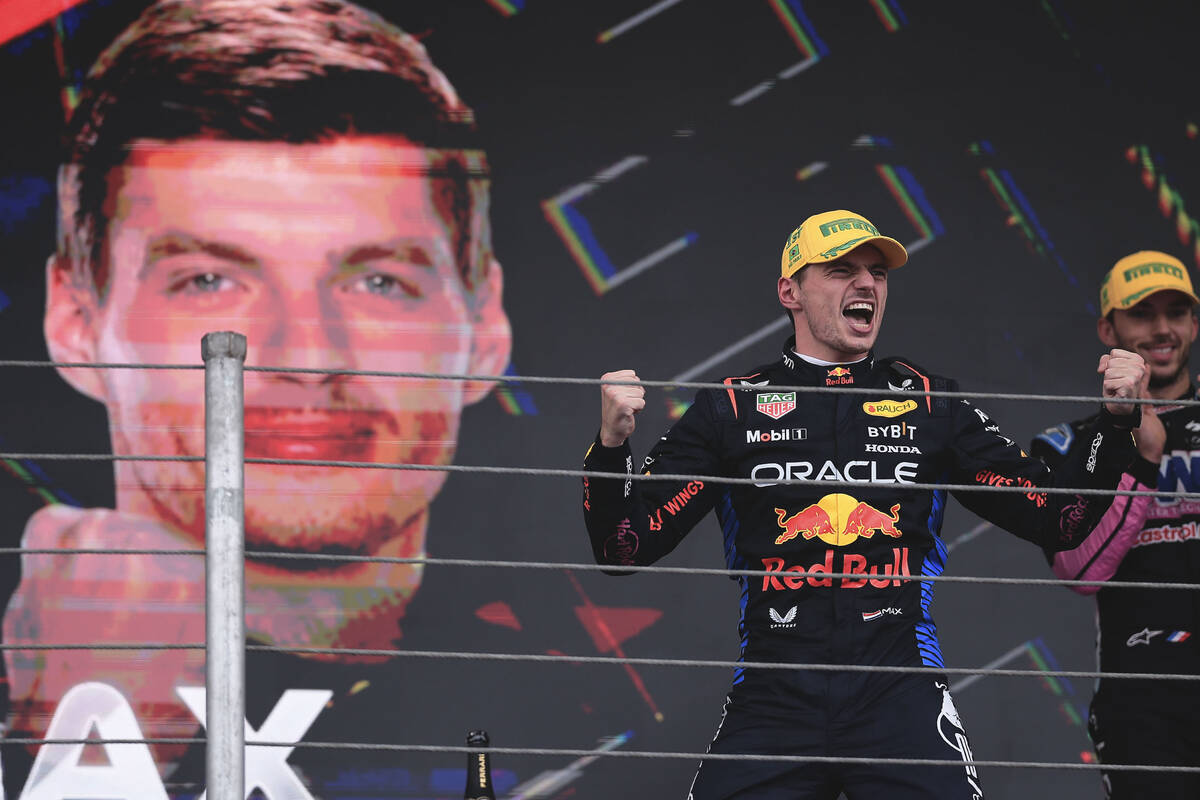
825, 366, 854, 386
761, 547, 912, 589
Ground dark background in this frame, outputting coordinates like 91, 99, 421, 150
2, 0, 1199, 797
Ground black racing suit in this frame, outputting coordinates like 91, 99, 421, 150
582, 341, 1137, 800
1033, 388, 1200, 799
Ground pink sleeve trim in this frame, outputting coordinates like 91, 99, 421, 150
1052, 472, 1150, 595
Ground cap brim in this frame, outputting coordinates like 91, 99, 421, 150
867, 236, 909, 269
807, 235, 908, 270
1110, 284, 1200, 315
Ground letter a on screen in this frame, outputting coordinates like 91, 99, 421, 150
21, 682, 168, 800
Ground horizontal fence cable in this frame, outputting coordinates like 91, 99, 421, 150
0, 359, 1195, 407
0, 737, 1196, 774
0, 548, 1195, 592
1, 454, 1195, 501
0, 642, 1192, 684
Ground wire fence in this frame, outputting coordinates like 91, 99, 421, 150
2, 356, 1195, 789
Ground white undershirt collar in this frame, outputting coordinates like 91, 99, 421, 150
791, 350, 870, 368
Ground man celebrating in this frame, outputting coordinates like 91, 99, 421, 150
1032, 251, 1200, 798
3, 0, 511, 793
582, 210, 1145, 798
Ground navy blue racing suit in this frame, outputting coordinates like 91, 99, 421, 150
1033, 388, 1200, 799
582, 341, 1138, 799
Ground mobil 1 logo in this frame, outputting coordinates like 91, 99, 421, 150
747, 428, 808, 445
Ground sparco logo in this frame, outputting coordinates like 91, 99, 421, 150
746, 428, 808, 444
751, 460, 918, 487
1086, 432, 1103, 474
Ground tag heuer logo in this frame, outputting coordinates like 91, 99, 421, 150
863, 399, 918, 418
756, 392, 797, 419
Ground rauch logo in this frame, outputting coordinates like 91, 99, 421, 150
862, 399, 917, 418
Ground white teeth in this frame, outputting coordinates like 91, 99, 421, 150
846, 302, 873, 312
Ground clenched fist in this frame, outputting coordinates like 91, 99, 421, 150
600, 369, 645, 447
1097, 348, 1147, 416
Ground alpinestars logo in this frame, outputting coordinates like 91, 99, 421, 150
768, 606, 797, 628
936, 682, 984, 799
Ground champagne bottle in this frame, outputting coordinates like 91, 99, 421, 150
463, 730, 496, 800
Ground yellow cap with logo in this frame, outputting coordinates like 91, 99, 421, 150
1099, 251, 1200, 316
780, 210, 908, 279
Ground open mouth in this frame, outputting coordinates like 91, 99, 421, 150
843, 300, 875, 333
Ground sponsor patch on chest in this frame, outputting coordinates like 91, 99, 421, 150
756, 392, 797, 419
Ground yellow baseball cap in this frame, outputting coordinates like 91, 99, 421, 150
780, 210, 908, 279
1099, 251, 1200, 316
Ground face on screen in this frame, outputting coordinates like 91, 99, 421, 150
48, 136, 510, 565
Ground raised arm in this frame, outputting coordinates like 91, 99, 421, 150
1032, 387, 1164, 593
948, 350, 1144, 551
582, 372, 722, 572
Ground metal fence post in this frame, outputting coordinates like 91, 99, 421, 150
202, 331, 247, 800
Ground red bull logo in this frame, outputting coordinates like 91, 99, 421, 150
762, 547, 912, 589
775, 493, 903, 546
774, 504, 834, 544
826, 366, 854, 386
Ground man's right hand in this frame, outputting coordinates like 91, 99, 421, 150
1097, 348, 1147, 415
600, 369, 645, 447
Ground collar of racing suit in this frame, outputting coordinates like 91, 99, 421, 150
1151, 384, 1198, 415
780, 336, 876, 386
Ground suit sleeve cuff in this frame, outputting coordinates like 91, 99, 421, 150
1097, 404, 1141, 431
585, 432, 632, 470
1128, 454, 1160, 488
